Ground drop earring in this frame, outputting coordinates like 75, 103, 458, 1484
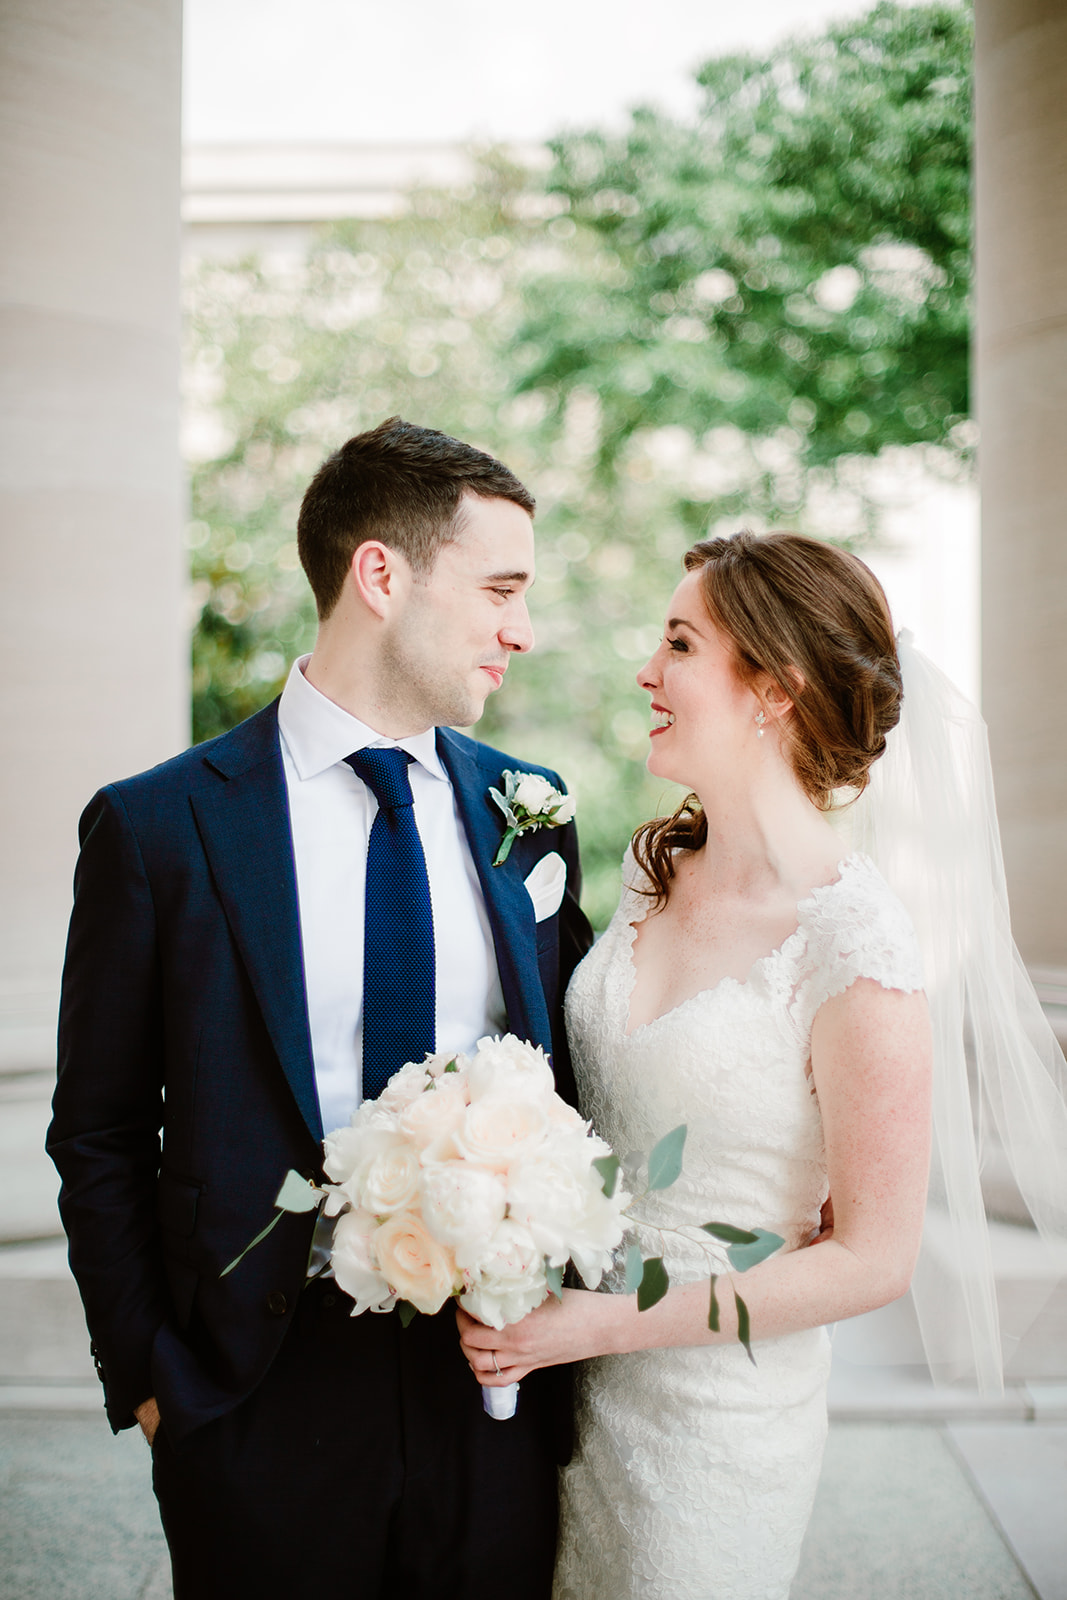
754, 710, 766, 738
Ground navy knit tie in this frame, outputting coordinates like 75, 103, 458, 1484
345, 747, 436, 1100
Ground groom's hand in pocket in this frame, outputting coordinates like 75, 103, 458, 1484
134, 1397, 161, 1446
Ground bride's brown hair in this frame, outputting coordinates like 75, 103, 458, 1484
633, 531, 903, 906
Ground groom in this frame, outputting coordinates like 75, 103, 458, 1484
48, 418, 592, 1599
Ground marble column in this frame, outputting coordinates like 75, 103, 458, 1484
0, 0, 186, 1069
975, 0, 1067, 974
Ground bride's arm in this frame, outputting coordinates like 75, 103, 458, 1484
458, 978, 932, 1383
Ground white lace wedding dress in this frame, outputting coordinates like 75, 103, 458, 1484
554, 851, 923, 1600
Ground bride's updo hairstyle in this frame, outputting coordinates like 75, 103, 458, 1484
633, 530, 903, 905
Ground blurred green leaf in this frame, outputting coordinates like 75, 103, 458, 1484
735, 1290, 756, 1365
637, 1256, 670, 1311
624, 1241, 645, 1294
708, 1274, 720, 1332
726, 1228, 785, 1273
700, 1221, 759, 1245
647, 1125, 687, 1191
275, 1170, 322, 1214
593, 1153, 621, 1198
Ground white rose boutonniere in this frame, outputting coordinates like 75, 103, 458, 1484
488, 769, 576, 866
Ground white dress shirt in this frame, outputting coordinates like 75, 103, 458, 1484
277, 656, 506, 1136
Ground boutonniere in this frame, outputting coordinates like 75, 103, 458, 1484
489, 770, 576, 866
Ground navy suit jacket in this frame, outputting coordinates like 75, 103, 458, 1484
48, 701, 592, 1443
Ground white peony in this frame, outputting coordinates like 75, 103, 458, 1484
505, 1124, 628, 1283
466, 1035, 555, 1103
376, 1061, 433, 1113
323, 1124, 406, 1211
551, 793, 576, 824
418, 1161, 507, 1267
511, 772, 558, 816
460, 1219, 547, 1330
331, 1208, 395, 1315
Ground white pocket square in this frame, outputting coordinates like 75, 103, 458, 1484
523, 851, 567, 922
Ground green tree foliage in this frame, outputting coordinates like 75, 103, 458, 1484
517, 0, 972, 497
183, 1, 971, 926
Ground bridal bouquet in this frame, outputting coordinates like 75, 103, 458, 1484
226, 1035, 783, 1414
321, 1034, 629, 1416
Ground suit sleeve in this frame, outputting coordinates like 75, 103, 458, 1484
47, 786, 171, 1431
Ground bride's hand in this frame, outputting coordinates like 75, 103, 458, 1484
456, 1288, 623, 1384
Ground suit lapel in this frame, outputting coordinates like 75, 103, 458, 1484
437, 730, 552, 1054
190, 705, 321, 1143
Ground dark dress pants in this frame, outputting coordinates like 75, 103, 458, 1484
151, 1278, 559, 1600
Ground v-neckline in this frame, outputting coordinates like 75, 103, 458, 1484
620, 853, 863, 1040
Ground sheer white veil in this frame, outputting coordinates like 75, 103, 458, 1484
837, 633, 1067, 1390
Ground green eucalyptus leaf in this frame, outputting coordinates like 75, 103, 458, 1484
726, 1228, 785, 1273
647, 1125, 687, 1191
700, 1221, 758, 1245
623, 1242, 645, 1294
397, 1300, 418, 1328
592, 1153, 621, 1199
735, 1290, 756, 1365
220, 1209, 284, 1277
545, 1262, 564, 1300
274, 1169, 322, 1214
637, 1256, 669, 1312
708, 1274, 720, 1332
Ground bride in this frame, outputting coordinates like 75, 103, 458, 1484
460, 529, 1066, 1599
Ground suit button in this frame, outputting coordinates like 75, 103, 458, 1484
266, 1291, 288, 1316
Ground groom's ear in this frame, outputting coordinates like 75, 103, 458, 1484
350, 540, 411, 620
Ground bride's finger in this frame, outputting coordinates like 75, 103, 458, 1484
455, 1308, 496, 1347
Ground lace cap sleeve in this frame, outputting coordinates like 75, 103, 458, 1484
793, 854, 925, 1031
618, 842, 654, 919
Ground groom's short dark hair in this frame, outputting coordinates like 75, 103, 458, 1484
297, 416, 535, 619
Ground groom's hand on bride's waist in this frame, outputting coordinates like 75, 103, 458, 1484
805, 1195, 835, 1247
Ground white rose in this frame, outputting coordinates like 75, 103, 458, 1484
459, 1219, 547, 1330
362, 1144, 421, 1215
374, 1210, 459, 1315
453, 1096, 548, 1173
551, 793, 576, 824
418, 1162, 507, 1267
331, 1208, 395, 1315
511, 772, 557, 816
397, 1076, 470, 1153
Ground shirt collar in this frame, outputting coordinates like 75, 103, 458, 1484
277, 656, 446, 783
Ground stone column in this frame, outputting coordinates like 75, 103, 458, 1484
0, 0, 186, 1070
975, 0, 1067, 975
